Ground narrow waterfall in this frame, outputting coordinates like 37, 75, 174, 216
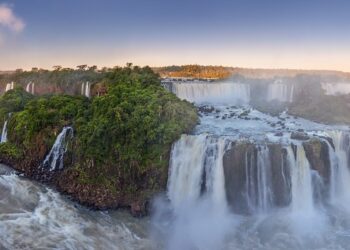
321, 82, 350, 96
167, 134, 228, 209
5, 82, 14, 92
0, 120, 8, 143
25, 82, 35, 94
170, 82, 250, 105
42, 127, 73, 171
326, 131, 350, 209
266, 82, 294, 102
81, 82, 91, 98
253, 145, 273, 212
242, 145, 273, 213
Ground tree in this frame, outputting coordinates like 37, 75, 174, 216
53, 65, 62, 71
89, 65, 98, 71
77, 65, 88, 71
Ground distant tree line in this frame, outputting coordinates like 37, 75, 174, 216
154, 65, 232, 79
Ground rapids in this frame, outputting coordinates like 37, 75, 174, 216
0, 164, 152, 250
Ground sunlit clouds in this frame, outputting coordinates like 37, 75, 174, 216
0, 4, 25, 33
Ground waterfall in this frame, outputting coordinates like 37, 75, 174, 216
167, 134, 228, 209
326, 131, 350, 210
5, 82, 14, 92
287, 145, 315, 213
42, 127, 73, 171
170, 82, 250, 105
25, 82, 35, 94
0, 120, 8, 143
243, 145, 274, 213
81, 82, 91, 98
266, 82, 294, 102
321, 82, 350, 96
255, 145, 273, 211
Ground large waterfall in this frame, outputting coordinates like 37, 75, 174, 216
266, 81, 294, 102
166, 79, 295, 105
42, 126, 73, 171
0, 120, 8, 143
167, 135, 228, 210
2, 79, 350, 249
170, 81, 251, 105
152, 79, 350, 249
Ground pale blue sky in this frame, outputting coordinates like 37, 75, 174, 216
0, 0, 350, 71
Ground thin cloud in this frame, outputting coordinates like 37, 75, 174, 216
0, 4, 25, 33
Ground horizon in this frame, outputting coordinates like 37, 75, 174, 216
1, 0, 350, 71
2, 64, 350, 74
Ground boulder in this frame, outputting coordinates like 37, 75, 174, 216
291, 131, 310, 140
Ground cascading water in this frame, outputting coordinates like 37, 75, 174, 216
0, 120, 8, 143
167, 134, 228, 209
25, 82, 35, 94
266, 82, 294, 102
42, 126, 73, 171
81, 82, 91, 98
170, 81, 250, 105
5, 82, 14, 92
246, 145, 273, 213
326, 131, 350, 211
154, 79, 350, 249
2, 77, 350, 249
287, 144, 315, 214
321, 82, 350, 96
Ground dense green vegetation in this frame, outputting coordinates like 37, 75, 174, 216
0, 65, 198, 208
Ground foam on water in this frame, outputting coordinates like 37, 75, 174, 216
0, 164, 152, 250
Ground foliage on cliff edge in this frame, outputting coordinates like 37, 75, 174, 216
0, 65, 198, 208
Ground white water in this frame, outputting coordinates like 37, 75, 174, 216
252, 145, 273, 212
0, 120, 8, 143
266, 82, 294, 102
42, 126, 73, 171
155, 79, 350, 249
2, 79, 350, 249
287, 145, 315, 214
81, 81, 91, 98
171, 81, 250, 105
166, 80, 296, 105
25, 82, 35, 94
167, 134, 228, 210
5, 82, 14, 92
0, 164, 151, 249
322, 82, 350, 96
326, 131, 350, 211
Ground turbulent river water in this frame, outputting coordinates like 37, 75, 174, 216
2, 79, 350, 249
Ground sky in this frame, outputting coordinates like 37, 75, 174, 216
0, 0, 350, 71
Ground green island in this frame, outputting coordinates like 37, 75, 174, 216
0, 65, 198, 215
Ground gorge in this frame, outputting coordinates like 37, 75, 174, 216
1, 69, 350, 249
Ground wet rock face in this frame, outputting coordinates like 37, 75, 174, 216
303, 139, 331, 185
223, 142, 256, 214
291, 131, 310, 141
198, 105, 215, 114
268, 145, 291, 207
223, 142, 291, 214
